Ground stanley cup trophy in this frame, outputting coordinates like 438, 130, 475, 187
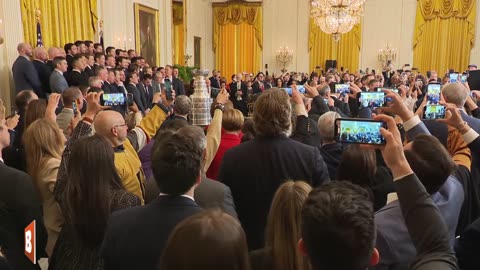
190, 69, 213, 126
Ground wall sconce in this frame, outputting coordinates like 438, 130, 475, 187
276, 46, 293, 73
184, 54, 192, 66
0, 19, 4, 45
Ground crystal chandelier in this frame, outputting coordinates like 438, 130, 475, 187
378, 44, 398, 65
311, 0, 366, 42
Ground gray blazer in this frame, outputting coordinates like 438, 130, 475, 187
145, 175, 237, 218
49, 70, 69, 94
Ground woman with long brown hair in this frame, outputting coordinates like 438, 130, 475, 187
23, 118, 65, 257
250, 181, 312, 270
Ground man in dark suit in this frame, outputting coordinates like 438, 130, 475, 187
83, 53, 95, 77
101, 126, 203, 270
12, 43, 42, 95
0, 123, 47, 270
63, 43, 78, 69
165, 65, 185, 95
209, 69, 221, 89
65, 55, 88, 87
218, 88, 330, 250
252, 72, 271, 94
125, 72, 146, 114
137, 74, 154, 107
32, 47, 51, 99
229, 73, 249, 116
49, 56, 69, 94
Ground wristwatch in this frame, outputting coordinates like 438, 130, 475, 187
214, 103, 225, 112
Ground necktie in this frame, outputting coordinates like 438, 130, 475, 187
260, 83, 264, 92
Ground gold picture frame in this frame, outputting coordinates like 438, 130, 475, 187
134, 3, 160, 66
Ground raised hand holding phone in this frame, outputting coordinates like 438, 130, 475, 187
437, 102, 470, 133
5, 114, 20, 130
46, 93, 61, 122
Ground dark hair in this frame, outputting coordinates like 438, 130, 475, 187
15, 90, 37, 112
302, 181, 375, 270
337, 144, 376, 185
241, 119, 256, 143
84, 40, 93, 47
74, 40, 85, 48
52, 56, 66, 68
115, 49, 122, 56
404, 135, 456, 194
159, 209, 250, 270
143, 73, 153, 81
253, 88, 291, 137
94, 65, 106, 76
94, 52, 104, 61
63, 135, 124, 247
64, 43, 74, 53
126, 72, 137, 84
106, 46, 115, 55
94, 43, 102, 49
151, 127, 203, 195
127, 49, 135, 54
71, 55, 83, 68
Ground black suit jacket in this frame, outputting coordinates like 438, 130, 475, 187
229, 81, 248, 101
45, 60, 54, 71
218, 135, 330, 249
0, 162, 47, 270
65, 70, 88, 87
101, 196, 202, 270
125, 83, 146, 114
136, 83, 150, 109
102, 81, 120, 94
252, 81, 271, 94
84, 66, 94, 77
171, 77, 185, 96
66, 54, 74, 70
209, 76, 220, 89
32, 60, 51, 98
11, 56, 42, 94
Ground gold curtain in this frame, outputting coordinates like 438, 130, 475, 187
21, 0, 98, 48
173, 2, 185, 65
213, 3, 262, 81
309, 18, 362, 73
413, 0, 476, 73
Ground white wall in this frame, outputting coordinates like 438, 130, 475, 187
0, 0, 24, 113
360, 0, 417, 72
186, 0, 214, 69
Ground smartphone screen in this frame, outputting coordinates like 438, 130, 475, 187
334, 119, 386, 145
164, 80, 173, 100
72, 101, 78, 117
101, 93, 126, 106
423, 105, 446, 120
335, 84, 350, 96
461, 75, 467, 84
427, 83, 441, 105
283, 86, 306, 96
359, 92, 385, 108
449, 73, 459, 83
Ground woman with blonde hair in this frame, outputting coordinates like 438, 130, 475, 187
23, 118, 65, 256
250, 180, 312, 270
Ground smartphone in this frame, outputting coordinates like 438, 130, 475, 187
461, 74, 467, 84
423, 105, 446, 120
449, 73, 459, 83
126, 93, 134, 106
283, 86, 306, 96
164, 80, 173, 100
335, 84, 350, 96
323, 98, 329, 105
359, 92, 385, 109
72, 101, 78, 117
427, 83, 441, 105
334, 118, 387, 145
100, 93, 126, 106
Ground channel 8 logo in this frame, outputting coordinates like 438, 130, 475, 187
24, 220, 36, 264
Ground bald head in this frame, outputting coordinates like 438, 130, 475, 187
48, 47, 62, 59
442, 83, 468, 107
33, 47, 47, 61
17, 42, 33, 57
94, 110, 125, 138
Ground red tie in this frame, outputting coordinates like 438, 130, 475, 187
260, 83, 264, 92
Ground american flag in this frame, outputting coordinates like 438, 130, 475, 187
36, 21, 43, 47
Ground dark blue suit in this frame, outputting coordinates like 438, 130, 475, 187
32, 60, 51, 98
12, 56, 42, 95
101, 196, 201, 270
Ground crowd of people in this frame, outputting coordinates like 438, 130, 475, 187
1, 38, 480, 270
